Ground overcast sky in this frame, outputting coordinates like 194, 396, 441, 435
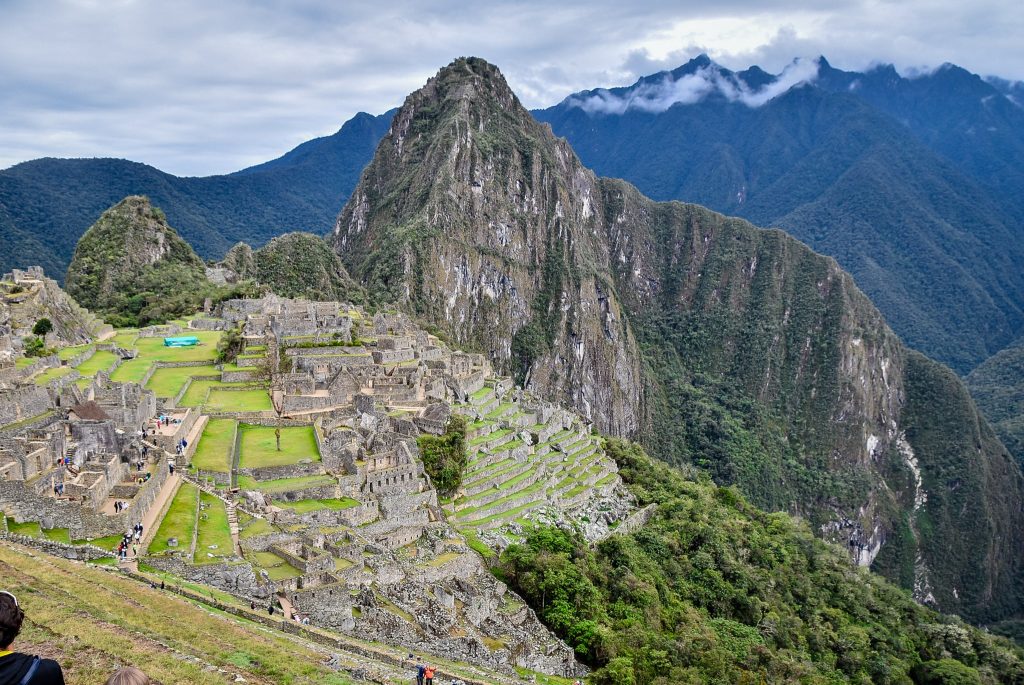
1, 0, 1021, 176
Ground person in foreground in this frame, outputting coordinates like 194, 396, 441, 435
105, 666, 150, 684
0, 590, 65, 685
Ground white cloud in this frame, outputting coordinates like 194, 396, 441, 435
0, 0, 1020, 175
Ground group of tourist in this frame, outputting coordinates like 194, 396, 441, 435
173, 437, 188, 458
2, 590, 156, 683
414, 659, 437, 685
113, 500, 129, 513
115, 523, 143, 560
51, 483, 64, 496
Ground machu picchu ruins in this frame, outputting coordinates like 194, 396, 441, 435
1, 268, 633, 678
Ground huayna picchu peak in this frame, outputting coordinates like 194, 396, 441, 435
333, 57, 1024, 625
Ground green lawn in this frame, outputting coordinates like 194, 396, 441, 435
238, 424, 320, 468
15, 357, 34, 369
145, 365, 219, 398
33, 366, 72, 385
276, 498, 359, 514
5, 518, 42, 537
194, 492, 234, 564
206, 389, 272, 412
249, 550, 302, 580
75, 350, 118, 377
133, 330, 223, 363
148, 482, 198, 555
110, 329, 139, 347
42, 527, 72, 544
191, 419, 236, 473
178, 379, 250, 407
239, 517, 275, 539
110, 357, 153, 384
58, 343, 94, 361
236, 474, 336, 494
73, 534, 124, 551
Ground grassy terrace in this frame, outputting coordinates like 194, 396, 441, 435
195, 492, 233, 563
57, 343, 94, 361
0, 543, 356, 684
74, 349, 117, 376
145, 365, 219, 398
239, 424, 320, 468
110, 357, 152, 383
277, 498, 359, 514
207, 388, 272, 412
133, 330, 222, 362
178, 378, 251, 406
237, 473, 336, 494
33, 366, 72, 385
250, 550, 302, 580
191, 418, 236, 473
149, 482, 199, 555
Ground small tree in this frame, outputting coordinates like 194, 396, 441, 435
216, 325, 244, 363
24, 336, 47, 357
32, 318, 53, 336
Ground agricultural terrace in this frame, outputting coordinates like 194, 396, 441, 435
191, 419, 236, 473
238, 424, 320, 468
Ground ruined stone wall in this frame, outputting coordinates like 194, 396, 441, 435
0, 385, 52, 426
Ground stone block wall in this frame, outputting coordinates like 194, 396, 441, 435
0, 385, 52, 427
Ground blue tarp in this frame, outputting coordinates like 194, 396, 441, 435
163, 336, 199, 347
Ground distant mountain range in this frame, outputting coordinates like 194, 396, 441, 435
534, 55, 1024, 373
0, 110, 393, 281
3, 55, 1024, 375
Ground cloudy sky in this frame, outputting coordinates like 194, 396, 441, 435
1, 0, 1021, 176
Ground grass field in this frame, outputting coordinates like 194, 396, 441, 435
110, 328, 139, 347
250, 550, 302, 581
109, 356, 152, 383
133, 330, 223, 363
177, 378, 249, 406
74, 349, 118, 377
277, 498, 359, 514
148, 482, 199, 555
194, 492, 234, 563
57, 343, 94, 361
207, 389, 272, 412
0, 543, 356, 685
191, 418, 236, 473
239, 424, 320, 468
33, 366, 72, 385
236, 473, 336, 494
145, 364, 219, 398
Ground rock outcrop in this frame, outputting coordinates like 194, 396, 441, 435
332, 57, 1024, 623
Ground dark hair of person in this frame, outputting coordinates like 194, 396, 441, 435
0, 592, 25, 649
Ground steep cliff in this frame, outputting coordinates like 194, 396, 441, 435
333, 57, 643, 436
332, 58, 1024, 623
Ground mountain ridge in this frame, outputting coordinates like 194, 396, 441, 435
330, 56, 1024, 624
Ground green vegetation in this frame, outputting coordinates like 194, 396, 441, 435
967, 339, 1024, 465
250, 550, 302, 580
0, 544, 356, 684
276, 498, 359, 514
32, 317, 52, 335
236, 474, 336, 494
252, 232, 364, 303
109, 357, 152, 383
149, 482, 199, 555
145, 364, 219, 398
238, 424, 320, 468
417, 415, 467, 496
57, 343, 94, 361
178, 378, 252, 406
134, 330, 222, 362
33, 366, 71, 385
206, 389, 272, 412
216, 325, 244, 363
191, 419, 236, 473
194, 492, 233, 564
65, 196, 258, 326
74, 349, 117, 376
497, 440, 1024, 684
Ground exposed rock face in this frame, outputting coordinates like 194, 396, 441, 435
65, 195, 206, 315
333, 57, 643, 437
332, 58, 1024, 623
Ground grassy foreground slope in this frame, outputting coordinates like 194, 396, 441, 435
0, 544, 350, 685
497, 440, 1024, 685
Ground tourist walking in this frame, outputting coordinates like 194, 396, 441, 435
416, 660, 425, 685
0, 590, 66, 684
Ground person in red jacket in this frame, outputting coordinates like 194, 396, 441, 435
424, 664, 435, 685
0, 591, 65, 684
